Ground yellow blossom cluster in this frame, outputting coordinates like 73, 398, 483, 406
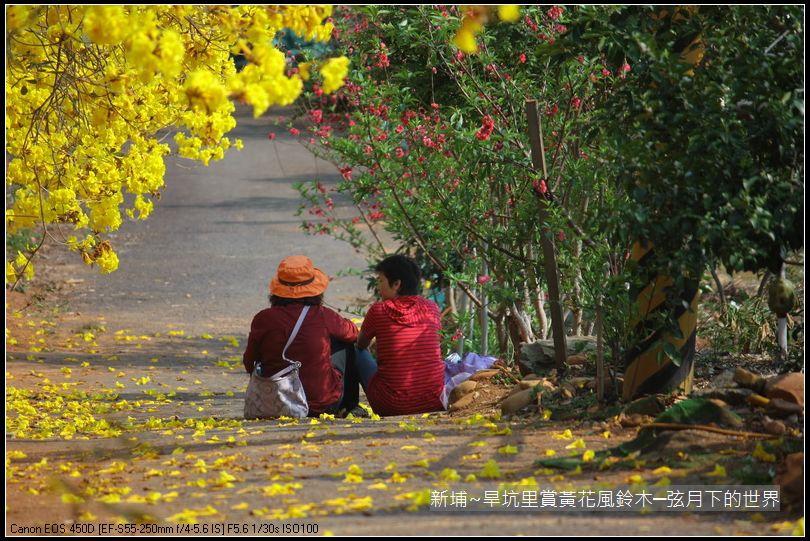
454, 5, 521, 54
6, 5, 348, 282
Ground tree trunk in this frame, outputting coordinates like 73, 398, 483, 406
495, 307, 509, 360
527, 245, 549, 339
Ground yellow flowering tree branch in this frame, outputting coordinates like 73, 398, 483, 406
6, 5, 349, 285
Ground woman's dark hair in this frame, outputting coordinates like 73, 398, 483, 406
269, 294, 323, 306
375, 254, 421, 296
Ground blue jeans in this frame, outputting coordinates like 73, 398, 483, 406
355, 348, 378, 390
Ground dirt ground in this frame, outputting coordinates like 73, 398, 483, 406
4, 269, 804, 536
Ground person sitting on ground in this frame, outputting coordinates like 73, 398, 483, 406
243, 255, 362, 417
356, 254, 445, 416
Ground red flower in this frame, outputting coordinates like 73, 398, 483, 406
519, 53, 527, 64
267, 132, 276, 140
475, 115, 495, 141
532, 179, 548, 195
554, 24, 567, 34
477, 275, 491, 285
577, 55, 585, 65
621, 62, 632, 73
547, 6, 564, 20
601, 68, 611, 77
369, 211, 385, 220
524, 15, 539, 32
545, 103, 559, 116
557, 231, 566, 241
289, 127, 300, 136
395, 147, 405, 158
431, 103, 440, 110
309, 109, 323, 124
451, 328, 463, 341
395, 125, 404, 134
376, 52, 390, 69
571, 96, 581, 110
339, 166, 353, 180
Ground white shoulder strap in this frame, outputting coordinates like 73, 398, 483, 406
282, 305, 310, 364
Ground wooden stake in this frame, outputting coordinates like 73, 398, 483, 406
525, 99, 568, 372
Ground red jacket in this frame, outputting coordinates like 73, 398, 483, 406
360, 296, 445, 416
243, 304, 358, 413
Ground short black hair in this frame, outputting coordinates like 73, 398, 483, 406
375, 255, 421, 296
269, 294, 323, 306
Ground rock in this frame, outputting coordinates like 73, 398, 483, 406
511, 378, 554, 396
521, 373, 544, 381
767, 398, 804, 418
619, 413, 645, 428
518, 342, 555, 375
733, 368, 767, 393
519, 337, 598, 375
566, 354, 588, 366
712, 369, 737, 389
690, 388, 754, 406
449, 380, 478, 403
468, 369, 500, 381
449, 392, 476, 412
501, 389, 534, 415
763, 420, 787, 435
765, 373, 804, 408
776, 452, 803, 505
560, 383, 577, 399
624, 395, 665, 416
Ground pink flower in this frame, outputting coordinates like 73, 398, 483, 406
577, 55, 585, 65
267, 132, 276, 140
339, 166, 353, 180
557, 231, 566, 241
524, 15, 539, 32
395, 147, 405, 158
432, 66, 438, 74
309, 109, 323, 124
431, 103, 440, 110
475, 115, 495, 141
621, 62, 632, 72
554, 24, 567, 34
532, 179, 548, 195
289, 127, 300, 136
376, 52, 390, 68
477, 275, 491, 285
547, 6, 564, 20
601, 68, 611, 77
519, 53, 527, 64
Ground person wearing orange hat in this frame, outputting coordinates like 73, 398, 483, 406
243, 255, 362, 416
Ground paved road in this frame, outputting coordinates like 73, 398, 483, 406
52, 107, 370, 335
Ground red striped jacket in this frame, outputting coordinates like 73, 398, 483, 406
361, 296, 445, 416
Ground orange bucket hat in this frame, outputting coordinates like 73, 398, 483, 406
269, 255, 329, 298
